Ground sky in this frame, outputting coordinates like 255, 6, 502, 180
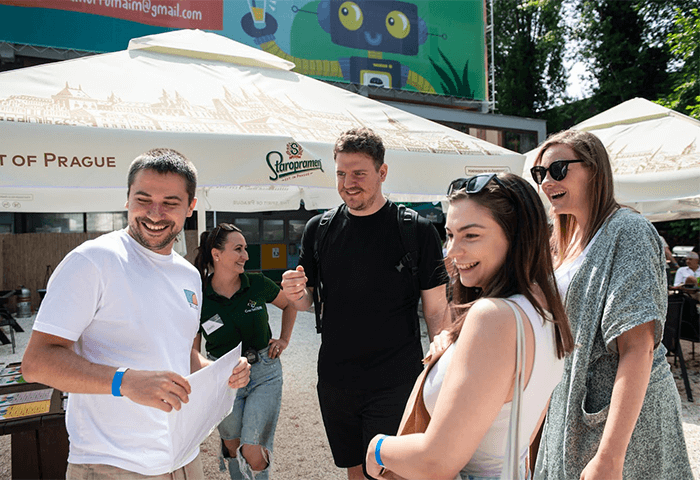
565, 60, 593, 99
561, 0, 592, 101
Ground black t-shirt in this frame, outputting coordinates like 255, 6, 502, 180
299, 200, 447, 390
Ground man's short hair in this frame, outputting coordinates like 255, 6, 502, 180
333, 127, 385, 171
127, 148, 197, 203
687, 252, 699, 260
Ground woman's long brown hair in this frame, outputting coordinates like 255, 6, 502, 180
533, 130, 620, 267
445, 173, 574, 358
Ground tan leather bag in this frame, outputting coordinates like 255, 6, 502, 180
378, 350, 445, 480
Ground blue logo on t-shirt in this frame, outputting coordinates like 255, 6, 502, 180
184, 289, 198, 309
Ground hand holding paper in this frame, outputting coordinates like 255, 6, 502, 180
228, 356, 251, 389
120, 369, 192, 413
168, 343, 245, 471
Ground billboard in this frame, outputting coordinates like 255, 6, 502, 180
0, 0, 486, 100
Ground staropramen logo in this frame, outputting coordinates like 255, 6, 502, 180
267, 142, 324, 181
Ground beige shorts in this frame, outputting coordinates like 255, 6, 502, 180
66, 454, 203, 479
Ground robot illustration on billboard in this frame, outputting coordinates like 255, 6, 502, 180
242, 0, 437, 93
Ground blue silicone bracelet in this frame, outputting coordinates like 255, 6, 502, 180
112, 367, 128, 397
375, 435, 388, 468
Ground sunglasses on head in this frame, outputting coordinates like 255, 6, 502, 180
447, 173, 503, 196
530, 159, 583, 185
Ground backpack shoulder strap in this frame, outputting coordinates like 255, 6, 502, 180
312, 205, 344, 333
396, 204, 422, 341
314, 206, 339, 264
397, 203, 421, 297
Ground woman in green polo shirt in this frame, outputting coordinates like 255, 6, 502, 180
194, 223, 297, 480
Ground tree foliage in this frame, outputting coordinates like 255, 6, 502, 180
655, 219, 700, 251
574, 0, 670, 112
493, 0, 567, 117
658, 8, 700, 119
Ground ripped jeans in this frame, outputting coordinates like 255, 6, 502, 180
214, 347, 283, 480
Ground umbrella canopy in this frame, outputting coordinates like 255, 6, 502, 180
524, 98, 700, 222
0, 29, 523, 215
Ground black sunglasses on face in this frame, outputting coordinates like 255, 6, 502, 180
530, 159, 583, 185
447, 173, 503, 196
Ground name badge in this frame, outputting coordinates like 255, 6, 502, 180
202, 314, 224, 335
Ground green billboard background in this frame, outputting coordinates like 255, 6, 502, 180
0, 0, 486, 100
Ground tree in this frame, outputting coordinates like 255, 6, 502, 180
542, 0, 698, 131
575, 0, 671, 112
493, 0, 567, 117
655, 219, 700, 253
658, 8, 700, 118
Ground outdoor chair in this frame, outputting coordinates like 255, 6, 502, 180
664, 294, 694, 402
679, 294, 700, 359
0, 289, 26, 353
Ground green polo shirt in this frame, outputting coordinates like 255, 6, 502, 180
199, 272, 280, 358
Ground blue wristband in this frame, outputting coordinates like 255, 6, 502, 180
111, 367, 128, 397
375, 435, 388, 468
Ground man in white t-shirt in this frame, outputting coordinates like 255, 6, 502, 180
674, 251, 700, 287
22, 148, 251, 478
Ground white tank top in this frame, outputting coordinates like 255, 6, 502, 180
555, 226, 604, 298
422, 294, 565, 478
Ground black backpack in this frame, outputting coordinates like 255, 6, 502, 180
311, 202, 421, 334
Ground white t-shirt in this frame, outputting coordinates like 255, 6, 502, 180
422, 295, 564, 478
674, 265, 700, 286
33, 229, 202, 475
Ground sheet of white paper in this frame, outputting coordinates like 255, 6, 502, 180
168, 343, 241, 470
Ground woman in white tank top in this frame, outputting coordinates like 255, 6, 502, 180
365, 173, 574, 480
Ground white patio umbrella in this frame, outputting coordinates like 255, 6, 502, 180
0, 29, 524, 230
523, 98, 700, 222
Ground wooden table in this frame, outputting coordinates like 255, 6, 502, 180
0, 377, 68, 479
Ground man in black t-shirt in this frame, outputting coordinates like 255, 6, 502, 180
281, 128, 448, 480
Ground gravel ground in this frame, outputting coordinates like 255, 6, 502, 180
0, 308, 698, 479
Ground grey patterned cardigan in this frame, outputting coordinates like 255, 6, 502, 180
534, 208, 693, 480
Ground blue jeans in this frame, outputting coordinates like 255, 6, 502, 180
212, 347, 283, 480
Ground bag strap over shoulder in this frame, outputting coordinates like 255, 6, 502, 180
396, 204, 420, 299
396, 204, 422, 338
500, 298, 527, 480
312, 205, 342, 334
314, 207, 340, 260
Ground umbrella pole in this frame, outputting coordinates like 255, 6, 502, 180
197, 204, 206, 239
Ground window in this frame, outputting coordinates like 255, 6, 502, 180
288, 219, 306, 243
86, 212, 128, 232
235, 218, 260, 243
262, 219, 284, 242
0, 213, 12, 233
26, 213, 83, 233
504, 130, 537, 154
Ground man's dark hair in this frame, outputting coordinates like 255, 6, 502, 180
333, 127, 385, 170
127, 148, 198, 203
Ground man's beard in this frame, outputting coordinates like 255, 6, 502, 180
128, 218, 179, 253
